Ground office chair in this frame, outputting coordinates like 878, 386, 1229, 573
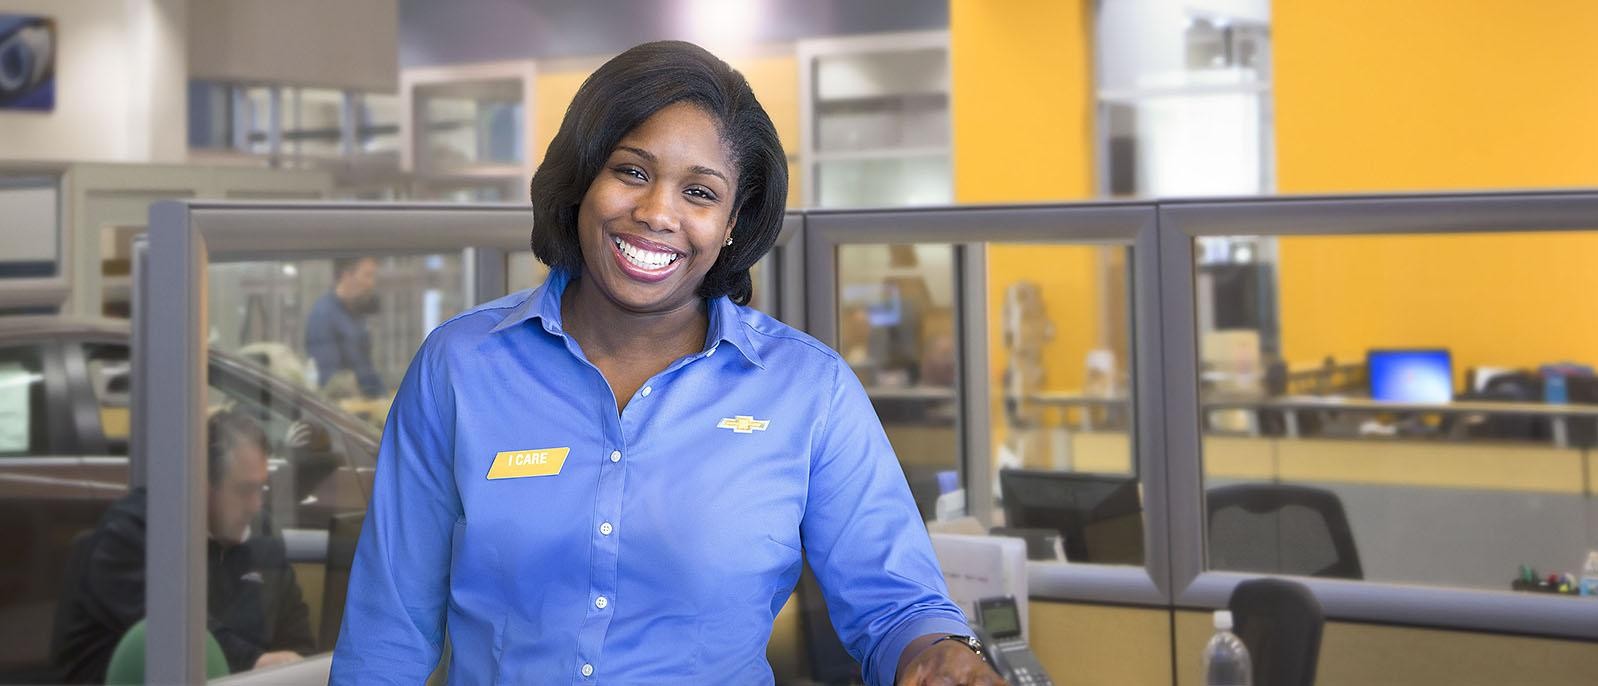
1227, 578, 1324, 686
1206, 484, 1362, 580
1566, 376, 1598, 448
1462, 372, 1550, 442
318, 511, 365, 652
102, 619, 230, 684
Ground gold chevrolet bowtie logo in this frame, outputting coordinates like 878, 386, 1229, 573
717, 415, 770, 434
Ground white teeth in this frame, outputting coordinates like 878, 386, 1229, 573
613, 236, 680, 270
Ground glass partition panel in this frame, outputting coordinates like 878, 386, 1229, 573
181, 252, 467, 670
288, 87, 345, 159
206, 254, 466, 427
1198, 229, 1598, 594
988, 243, 1141, 566
837, 243, 958, 520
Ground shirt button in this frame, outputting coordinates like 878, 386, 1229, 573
581, 663, 593, 677
706, 346, 717, 357
640, 386, 652, 397
595, 595, 609, 609
600, 522, 613, 536
609, 450, 621, 463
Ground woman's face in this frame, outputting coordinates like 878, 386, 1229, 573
576, 101, 738, 315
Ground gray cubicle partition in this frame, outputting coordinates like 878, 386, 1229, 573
804, 202, 1172, 607
137, 193, 1598, 681
1157, 190, 1598, 642
139, 201, 532, 683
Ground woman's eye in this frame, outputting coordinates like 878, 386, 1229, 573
614, 166, 646, 182
685, 187, 718, 202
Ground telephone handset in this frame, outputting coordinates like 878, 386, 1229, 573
973, 596, 1053, 686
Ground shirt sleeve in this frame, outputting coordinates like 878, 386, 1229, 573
328, 333, 460, 684
801, 357, 971, 686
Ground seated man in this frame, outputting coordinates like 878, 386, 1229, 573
52, 409, 315, 682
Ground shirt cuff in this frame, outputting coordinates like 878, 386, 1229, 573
868, 613, 973, 686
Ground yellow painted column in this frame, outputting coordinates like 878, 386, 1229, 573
952, 0, 1101, 465
1273, 0, 1598, 377
950, 0, 1094, 203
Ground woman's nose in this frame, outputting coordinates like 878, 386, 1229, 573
633, 185, 680, 232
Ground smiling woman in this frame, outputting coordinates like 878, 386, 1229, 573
329, 41, 997, 686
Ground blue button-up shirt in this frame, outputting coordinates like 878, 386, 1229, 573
331, 270, 968, 685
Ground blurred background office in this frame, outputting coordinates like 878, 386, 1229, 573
2, 0, 1597, 684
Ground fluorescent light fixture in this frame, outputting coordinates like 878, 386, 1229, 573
681, 0, 762, 54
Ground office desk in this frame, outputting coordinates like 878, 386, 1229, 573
1025, 391, 1598, 448
1204, 396, 1598, 448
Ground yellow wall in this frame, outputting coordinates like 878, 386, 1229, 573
532, 53, 802, 208
1277, 232, 1598, 388
950, 0, 1093, 203
1274, 0, 1598, 378
951, 0, 1098, 458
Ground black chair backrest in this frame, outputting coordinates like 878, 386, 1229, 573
1207, 484, 1362, 580
318, 511, 365, 652
1228, 577, 1324, 686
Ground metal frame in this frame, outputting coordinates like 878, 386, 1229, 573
1160, 189, 1598, 640
804, 202, 1171, 606
139, 200, 532, 681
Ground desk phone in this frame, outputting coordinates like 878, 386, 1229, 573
974, 596, 1052, 686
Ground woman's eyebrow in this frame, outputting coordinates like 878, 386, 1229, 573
616, 145, 728, 186
689, 165, 730, 187
616, 145, 655, 162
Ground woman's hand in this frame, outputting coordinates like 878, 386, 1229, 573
896, 638, 1007, 686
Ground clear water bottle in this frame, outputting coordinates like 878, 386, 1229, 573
1580, 551, 1598, 597
1203, 610, 1253, 686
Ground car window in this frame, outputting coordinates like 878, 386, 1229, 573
208, 363, 370, 532
77, 343, 374, 530
82, 343, 132, 456
0, 344, 52, 456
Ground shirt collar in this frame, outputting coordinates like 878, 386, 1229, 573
490, 269, 765, 369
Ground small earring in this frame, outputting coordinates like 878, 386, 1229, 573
724, 237, 734, 246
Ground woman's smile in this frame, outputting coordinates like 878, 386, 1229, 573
608, 232, 685, 283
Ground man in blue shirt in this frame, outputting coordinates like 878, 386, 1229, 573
305, 257, 383, 398
330, 270, 974, 684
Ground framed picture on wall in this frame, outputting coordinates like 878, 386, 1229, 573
0, 14, 56, 111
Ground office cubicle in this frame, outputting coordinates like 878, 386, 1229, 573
132, 193, 1598, 682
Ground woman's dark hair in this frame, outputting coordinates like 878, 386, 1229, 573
529, 41, 788, 305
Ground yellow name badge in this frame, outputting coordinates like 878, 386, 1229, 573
486, 447, 571, 480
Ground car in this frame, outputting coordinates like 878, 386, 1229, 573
0, 316, 381, 682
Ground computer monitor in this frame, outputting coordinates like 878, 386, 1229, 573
1367, 348, 1453, 403
998, 469, 1143, 565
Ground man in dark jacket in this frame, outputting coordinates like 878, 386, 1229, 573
51, 409, 315, 682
